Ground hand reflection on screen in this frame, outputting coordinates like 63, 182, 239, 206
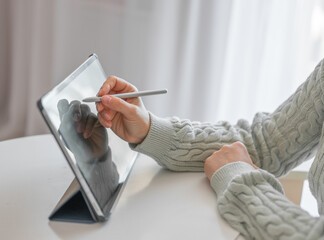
57, 99, 119, 209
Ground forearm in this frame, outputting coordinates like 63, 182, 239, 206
130, 113, 258, 171
212, 162, 324, 240
131, 59, 324, 174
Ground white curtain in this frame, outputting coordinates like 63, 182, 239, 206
1, 0, 324, 141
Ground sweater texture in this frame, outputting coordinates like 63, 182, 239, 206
131, 59, 324, 239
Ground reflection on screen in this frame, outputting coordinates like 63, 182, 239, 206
57, 99, 119, 209
40, 57, 137, 214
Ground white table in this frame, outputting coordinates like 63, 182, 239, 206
0, 135, 239, 240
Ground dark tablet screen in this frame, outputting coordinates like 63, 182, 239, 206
38, 54, 137, 219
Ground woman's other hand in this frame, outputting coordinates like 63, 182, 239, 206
96, 76, 150, 144
204, 142, 258, 180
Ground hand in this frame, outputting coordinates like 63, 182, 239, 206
204, 142, 258, 180
96, 76, 150, 144
57, 99, 109, 163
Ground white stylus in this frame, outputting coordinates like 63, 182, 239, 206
82, 89, 168, 102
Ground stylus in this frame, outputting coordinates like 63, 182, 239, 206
82, 89, 168, 102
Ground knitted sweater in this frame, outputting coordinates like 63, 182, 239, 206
131, 59, 324, 239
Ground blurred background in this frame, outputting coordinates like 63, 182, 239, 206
0, 0, 324, 141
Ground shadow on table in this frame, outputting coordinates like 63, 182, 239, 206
103, 167, 238, 240
48, 220, 105, 239
47, 166, 238, 240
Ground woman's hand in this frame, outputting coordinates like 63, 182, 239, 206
204, 142, 258, 180
96, 76, 150, 144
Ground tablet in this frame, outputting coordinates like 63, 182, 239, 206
37, 54, 138, 223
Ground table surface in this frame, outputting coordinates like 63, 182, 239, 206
0, 134, 240, 240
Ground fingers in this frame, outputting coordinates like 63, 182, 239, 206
75, 104, 90, 133
70, 101, 82, 121
57, 99, 69, 121
96, 76, 138, 113
97, 76, 137, 97
59, 99, 99, 139
76, 104, 101, 139
97, 94, 142, 129
98, 112, 112, 128
96, 102, 104, 112
100, 95, 138, 119
58, 100, 82, 123
83, 113, 97, 138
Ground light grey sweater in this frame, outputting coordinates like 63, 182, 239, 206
131, 59, 324, 239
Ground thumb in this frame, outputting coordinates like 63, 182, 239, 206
101, 95, 137, 117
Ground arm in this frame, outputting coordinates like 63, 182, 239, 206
97, 59, 324, 175
205, 142, 324, 240
214, 163, 324, 240
136, 59, 324, 176
130, 113, 258, 171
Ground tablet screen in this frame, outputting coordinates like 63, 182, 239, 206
38, 54, 137, 219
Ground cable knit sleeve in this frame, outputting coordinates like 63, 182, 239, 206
211, 162, 324, 240
130, 113, 258, 171
128, 59, 324, 239
131, 59, 324, 177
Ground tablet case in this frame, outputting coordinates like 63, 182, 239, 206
49, 178, 97, 223
49, 177, 124, 223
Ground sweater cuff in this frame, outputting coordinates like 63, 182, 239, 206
129, 113, 174, 163
210, 162, 256, 198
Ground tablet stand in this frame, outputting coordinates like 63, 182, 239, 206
49, 178, 96, 223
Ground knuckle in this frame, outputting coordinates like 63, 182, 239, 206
208, 150, 219, 160
220, 145, 230, 151
233, 141, 242, 146
128, 105, 138, 115
211, 151, 218, 157
212, 149, 220, 156
233, 141, 246, 150
108, 75, 117, 81
106, 75, 117, 87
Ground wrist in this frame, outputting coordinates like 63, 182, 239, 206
128, 113, 174, 162
137, 111, 151, 144
210, 162, 255, 198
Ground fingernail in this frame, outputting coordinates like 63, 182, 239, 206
102, 96, 112, 105
96, 102, 103, 112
